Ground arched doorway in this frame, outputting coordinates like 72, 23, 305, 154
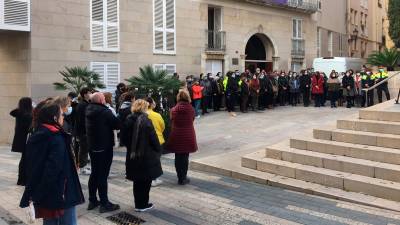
245, 33, 275, 73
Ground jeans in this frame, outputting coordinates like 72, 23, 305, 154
193, 99, 201, 116
133, 180, 152, 209
43, 207, 77, 225
88, 150, 113, 205
175, 153, 189, 181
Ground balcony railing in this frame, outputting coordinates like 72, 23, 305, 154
244, 0, 319, 13
205, 30, 226, 52
291, 39, 305, 57
0, 0, 30, 32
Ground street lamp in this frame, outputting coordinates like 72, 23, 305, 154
350, 28, 359, 41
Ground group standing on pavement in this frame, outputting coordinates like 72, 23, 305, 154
9, 64, 391, 225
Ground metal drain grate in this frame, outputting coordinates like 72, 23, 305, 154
106, 211, 145, 225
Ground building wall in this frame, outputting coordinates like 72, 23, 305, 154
0, 33, 30, 144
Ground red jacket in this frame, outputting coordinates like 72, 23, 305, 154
191, 85, 203, 100
311, 75, 324, 94
166, 102, 198, 153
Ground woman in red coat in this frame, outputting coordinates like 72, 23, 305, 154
166, 90, 198, 185
311, 72, 325, 107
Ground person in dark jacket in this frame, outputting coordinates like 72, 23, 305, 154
278, 72, 289, 106
74, 87, 92, 175
361, 71, 375, 107
200, 73, 212, 114
165, 90, 198, 185
342, 71, 355, 108
300, 70, 312, 107
211, 75, 222, 111
327, 72, 341, 108
122, 99, 162, 212
258, 71, 268, 110
115, 83, 126, 113
20, 103, 84, 225
10, 97, 33, 186
225, 72, 239, 117
240, 73, 250, 113
118, 91, 135, 147
289, 73, 301, 106
85, 92, 120, 213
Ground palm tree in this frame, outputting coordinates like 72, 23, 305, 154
125, 65, 181, 97
53, 66, 105, 94
367, 48, 400, 71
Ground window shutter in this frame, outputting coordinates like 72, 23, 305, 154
91, 62, 106, 86
106, 0, 119, 49
297, 20, 302, 38
106, 63, 120, 90
91, 0, 104, 49
153, 64, 164, 71
4, 0, 29, 26
165, 64, 176, 75
154, 0, 164, 52
165, 0, 175, 52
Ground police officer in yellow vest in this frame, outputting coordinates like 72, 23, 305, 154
373, 67, 390, 103
361, 71, 375, 107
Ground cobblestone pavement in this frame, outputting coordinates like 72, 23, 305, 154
1, 106, 400, 224
1, 148, 400, 225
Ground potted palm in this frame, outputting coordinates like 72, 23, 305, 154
367, 48, 400, 71
53, 66, 105, 93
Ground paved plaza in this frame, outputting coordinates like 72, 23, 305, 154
1, 106, 400, 225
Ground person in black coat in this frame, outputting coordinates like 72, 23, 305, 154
226, 72, 239, 116
10, 97, 33, 186
20, 103, 84, 224
74, 87, 92, 174
122, 99, 162, 211
240, 73, 250, 113
85, 92, 121, 213
300, 70, 312, 107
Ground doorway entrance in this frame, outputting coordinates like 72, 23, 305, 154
245, 33, 275, 73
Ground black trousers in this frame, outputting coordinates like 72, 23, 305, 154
133, 180, 152, 209
240, 95, 249, 112
175, 153, 189, 181
290, 92, 299, 106
258, 92, 267, 109
377, 85, 390, 103
213, 94, 222, 111
362, 90, 374, 107
251, 95, 258, 110
226, 93, 236, 112
278, 90, 287, 106
78, 136, 89, 168
17, 151, 26, 186
314, 94, 323, 107
88, 150, 113, 205
302, 88, 310, 106
329, 91, 338, 107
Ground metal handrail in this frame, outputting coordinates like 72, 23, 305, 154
360, 71, 400, 105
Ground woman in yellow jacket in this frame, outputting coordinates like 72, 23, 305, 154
146, 97, 165, 187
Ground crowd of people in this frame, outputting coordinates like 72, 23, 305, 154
11, 87, 198, 224
184, 66, 391, 117
9, 65, 391, 224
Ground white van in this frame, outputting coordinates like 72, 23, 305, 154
312, 57, 364, 75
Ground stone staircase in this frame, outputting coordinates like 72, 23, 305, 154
242, 100, 400, 204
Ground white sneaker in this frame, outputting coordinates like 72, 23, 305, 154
151, 179, 163, 187
135, 203, 154, 212
80, 166, 91, 175
195, 115, 201, 119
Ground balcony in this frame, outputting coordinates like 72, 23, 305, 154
291, 39, 305, 58
205, 30, 226, 52
0, 0, 30, 32
243, 0, 319, 13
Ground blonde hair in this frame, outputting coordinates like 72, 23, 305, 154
176, 90, 191, 103
51, 96, 70, 111
103, 92, 113, 106
131, 99, 149, 113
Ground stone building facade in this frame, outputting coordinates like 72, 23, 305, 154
0, 0, 320, 143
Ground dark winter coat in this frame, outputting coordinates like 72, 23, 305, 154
122, 113, 162, 181
300, 74, 312, 90
74, 100, 89, 137
20, 125, 84, 209
10, 109, 32, 153
278, 76, 289, 91
342, 75, 355, 97
165, 102, 198, 154
226, 77, 239, 95
85, 103, 120, 152
289, 77, 301, 93
200, 79, 212, 96
240, 80, 250, 97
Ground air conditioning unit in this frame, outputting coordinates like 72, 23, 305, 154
0, 0, 30, 32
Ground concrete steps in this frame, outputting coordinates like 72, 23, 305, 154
313, 128, 400, 149
266, 143, 400, 182
290, 138, 400, 165
242, 153, 400, 201
337, 119, 400, 135
239, 100, 400, 203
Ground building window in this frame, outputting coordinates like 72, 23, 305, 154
328, 31, 333, 56
339, 35, 344, 56
90, 0, 120, 52
291, 61, 303, 72
292, 19, 302, 39
153, 64, 176, 75
350, 9, 354, 25
90, 62, 121, 91
354, 10, 358, 26
317, 28, 321, 57
153, 0, 176, 54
